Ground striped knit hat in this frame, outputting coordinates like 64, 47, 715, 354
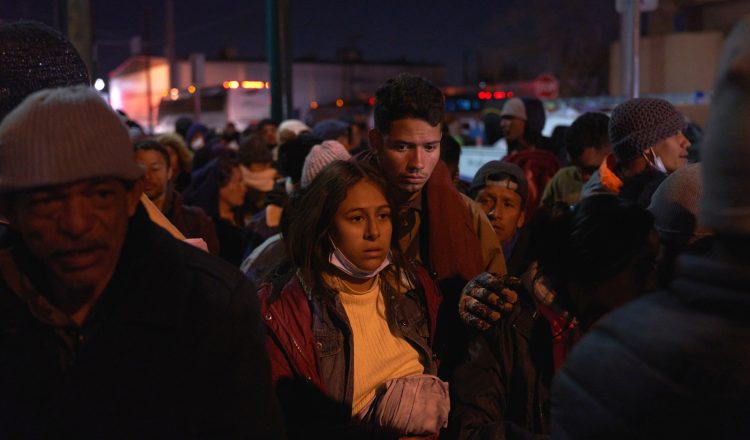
609, 97, 686, 163
300, 140, 351, 188
0, 85, 143, 192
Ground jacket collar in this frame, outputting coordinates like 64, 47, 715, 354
599, 153, 624, 194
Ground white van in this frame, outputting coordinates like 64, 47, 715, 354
156, 86, 270, 133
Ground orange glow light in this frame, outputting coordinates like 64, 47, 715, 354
264, 82, 270, 89
335, 99, 344, 108
310, 101, 319, 109
228, 81, 240, 89
187, 85, 196, 94
242, 80, 265, 89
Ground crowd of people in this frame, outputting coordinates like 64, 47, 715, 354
1, 18, 750, 439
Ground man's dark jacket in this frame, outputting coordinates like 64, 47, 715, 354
0, 205, 284, 438
448, 292, 553, 440
551, 254, 750, 439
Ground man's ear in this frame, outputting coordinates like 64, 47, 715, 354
517, 209, 526, 229
368, 129, 383, 151
126, 180, 144, 217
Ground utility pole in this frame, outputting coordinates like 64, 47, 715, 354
280, 0, 293, 119
267, 0, 292, 121
144, 8, 153, 133
619, 0, 641, 98
165, 0, 178, 89
64, 0, 94, 80
617, 0, 658, 98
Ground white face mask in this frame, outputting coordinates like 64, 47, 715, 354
191, 137, 205, 150
647, 148, 668, 173
328, 239, 392, 280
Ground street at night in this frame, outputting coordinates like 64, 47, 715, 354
1, 1, 750, 438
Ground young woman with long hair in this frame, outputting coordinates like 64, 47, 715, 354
259, 160, 449, 439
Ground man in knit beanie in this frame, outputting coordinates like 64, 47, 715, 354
581, 97, 691, 205
0, 86, 283, 437
551, 16, 750, 438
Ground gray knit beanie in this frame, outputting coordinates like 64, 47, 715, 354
0, 21, 90, 122
700, 16, 750, 235
609, 97, 686, 163
648, 163, 711, 247
0, 85, 143, 193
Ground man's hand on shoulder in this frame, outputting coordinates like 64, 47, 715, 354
459, 272, 520, 331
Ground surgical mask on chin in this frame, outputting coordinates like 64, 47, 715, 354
648, 148, 668, 173
328, 240, 392, 280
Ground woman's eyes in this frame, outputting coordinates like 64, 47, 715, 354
347, 212, 390, 223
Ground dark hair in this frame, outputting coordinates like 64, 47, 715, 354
237, 133, 272, 165
134, 139, 171, 169
257, 118, 278, 131
183, 156, 242, 220
565, 112, 610, 161
277, 133, 321, 184
216, 156, 241, 188
440, 134, 461, 165
285, 160, 412, 297
373, 73, 444, 134
533, 195, 654, 313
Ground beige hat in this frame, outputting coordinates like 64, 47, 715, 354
500, 97, 527, 120
0, 85, 143, 192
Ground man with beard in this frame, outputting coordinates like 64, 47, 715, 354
134, 140, 219, 255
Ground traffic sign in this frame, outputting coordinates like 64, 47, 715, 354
534, 74, 559, 99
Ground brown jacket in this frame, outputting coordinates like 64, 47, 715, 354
163, 186, 220, 256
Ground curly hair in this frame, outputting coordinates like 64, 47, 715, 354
373, 73, 444, 134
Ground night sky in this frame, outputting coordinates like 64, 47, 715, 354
2, 0, 620, 88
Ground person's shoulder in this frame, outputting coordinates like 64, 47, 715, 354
152, 232, 252, 305
555, 166, 580, 179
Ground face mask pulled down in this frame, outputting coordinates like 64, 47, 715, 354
646, 148, 668, 173
329, 238, 392, 280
